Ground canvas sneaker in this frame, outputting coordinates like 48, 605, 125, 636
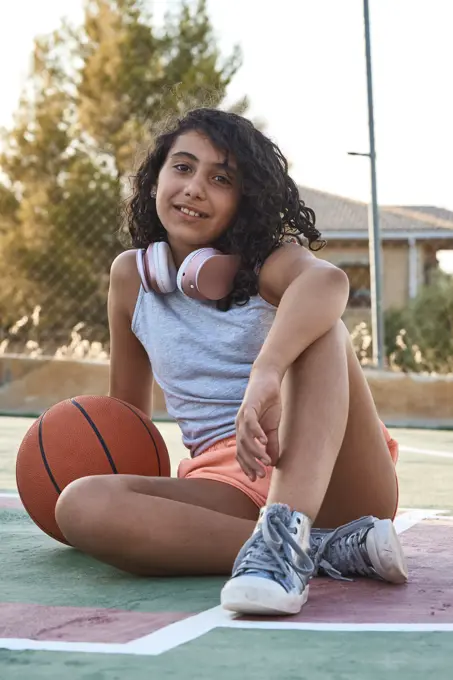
310, 516, 408, 584
221, 503, 315, 616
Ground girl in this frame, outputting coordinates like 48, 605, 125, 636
55, 108, 407, 616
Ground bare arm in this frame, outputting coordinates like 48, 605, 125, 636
235, 243, 349, 478
256, 243, 350, 379
108, 250, 154, 415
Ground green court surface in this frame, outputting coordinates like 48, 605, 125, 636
1, 631, 452, 680
1, 417, 453, 679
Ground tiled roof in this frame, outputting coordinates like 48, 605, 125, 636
298, 186, 453, 236
401, 206, 453, 222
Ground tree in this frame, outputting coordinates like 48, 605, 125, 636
385, 270, 453, 374
0, 0, 243, 353
0, 183, 19, 229
77, 0, 242, 175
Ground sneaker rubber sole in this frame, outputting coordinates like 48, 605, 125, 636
221, 575, 309, 616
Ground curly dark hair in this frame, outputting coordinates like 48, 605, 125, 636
127, 108, 325, 310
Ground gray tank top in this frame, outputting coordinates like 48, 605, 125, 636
131, 287, 277, 456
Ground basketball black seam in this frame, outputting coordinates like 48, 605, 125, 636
38, 410, 62, 494
110, 398, 162, 476
70, 398, 118, 474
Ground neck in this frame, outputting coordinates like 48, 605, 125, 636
167, 239, 205, 268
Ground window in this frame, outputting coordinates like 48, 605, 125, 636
340, 264, 371, 308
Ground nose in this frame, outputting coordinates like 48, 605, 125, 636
183, 174, 206, 201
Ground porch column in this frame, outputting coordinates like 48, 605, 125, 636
408, 236, 419, 299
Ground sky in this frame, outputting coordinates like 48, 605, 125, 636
0, 0, 452, 216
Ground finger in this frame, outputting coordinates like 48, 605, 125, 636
237, 449, 262, 480
236, 443, 265, 480
237, 430, 268, 471
238, 436, 271, 471
254, 438, 272, 466
240, 412, 271, 465
236, 453, 257, 481
243, 410, 267, 445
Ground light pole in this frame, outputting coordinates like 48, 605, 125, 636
348, 0, 385, 370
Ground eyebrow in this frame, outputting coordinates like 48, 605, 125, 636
170, 151, 237, 174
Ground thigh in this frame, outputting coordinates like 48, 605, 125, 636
56, 474, 258, 576
80, 474, 260, 521
316, 324, 398, 527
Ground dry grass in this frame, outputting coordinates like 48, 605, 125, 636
0, 306, 108, 361
0, 308, 450, 374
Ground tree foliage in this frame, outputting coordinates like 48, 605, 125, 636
385, 270, 453, 374
0, 0, 243, 352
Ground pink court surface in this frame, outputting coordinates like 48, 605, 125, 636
1, 416, 453, 678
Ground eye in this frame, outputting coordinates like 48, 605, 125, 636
173, 163, 191, 173
213, 174, 231, 185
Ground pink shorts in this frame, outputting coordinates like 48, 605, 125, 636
178, 421, 399, 514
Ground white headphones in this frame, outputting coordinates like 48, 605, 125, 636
136, 242, 241, 301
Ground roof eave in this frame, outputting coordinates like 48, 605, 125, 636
321, 230, 453, 241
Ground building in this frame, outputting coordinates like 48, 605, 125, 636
299, 187, 453, 329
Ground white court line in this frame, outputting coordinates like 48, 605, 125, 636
0, 492, 19, 498
0, 508, 448, 656
222, 508, 450, 635
123, 605, 231, 655
221, 621, 453, 633
0, 607, 232, 657
400, 445, 453, 459
393, 508, 444, 534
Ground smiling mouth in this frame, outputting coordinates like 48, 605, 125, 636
174, 205, 208, 219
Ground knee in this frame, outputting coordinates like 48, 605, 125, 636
55, 475, 116, 545
292, 320, 349, 370
327, 319, 350, 343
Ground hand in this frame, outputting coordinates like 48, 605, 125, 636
235, 367, 283, 481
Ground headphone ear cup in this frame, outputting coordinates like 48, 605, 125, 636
176, 248, 205, 295
151, 242, 177, 294
177, 248, 240, 301
196, 254, 240, 300
136, 243, 176, 294
136, 249, 150, 292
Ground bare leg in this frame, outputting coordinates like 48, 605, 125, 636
267, 320, 398, 526
56, 476, 257, 576
56, 320, 397, 579
222, 320, 403, 615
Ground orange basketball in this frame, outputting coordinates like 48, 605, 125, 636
16, 395, 170, 544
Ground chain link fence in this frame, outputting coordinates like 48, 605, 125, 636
0, 187, 125, 360
1, 192, 453, 373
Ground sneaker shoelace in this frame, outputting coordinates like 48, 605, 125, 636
233, 513, 314, 589
311, 520, 379, 581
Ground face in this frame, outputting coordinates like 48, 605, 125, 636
155, 130, 241, 265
